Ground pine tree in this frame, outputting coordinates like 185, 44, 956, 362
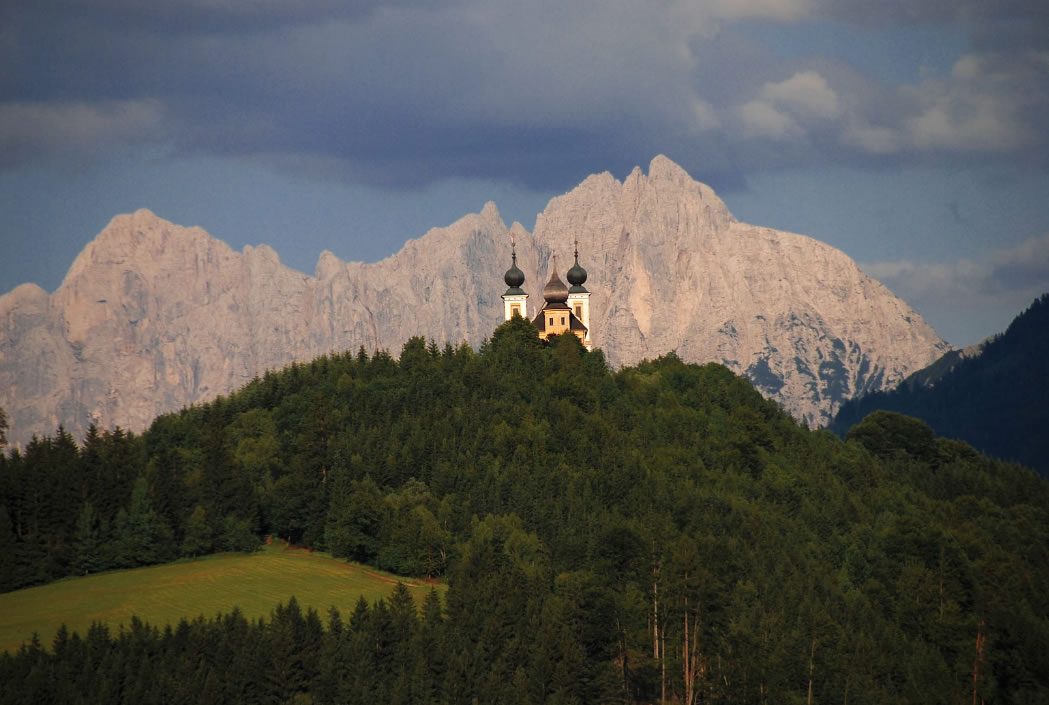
114, 476, 174, 567
71, 502, 103, 575
181, 505, 213, 557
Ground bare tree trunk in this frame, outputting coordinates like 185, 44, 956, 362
683, 600, 702, 705
807, 634, 816, 705
654, 580, 660, 660
972, 619, 986, 705
617, 616, 629, 697
661, 614, 667, 705
684, 599, 691, 705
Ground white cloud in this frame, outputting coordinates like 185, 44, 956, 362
740, 99, 801, 139
760, 70, 842, 119
831, 47, 1048, 156
903, 50, 1046, 152
690, 98, 721, 131
841, 120, 902, 153
738, 70, 842, 142
863, 232, 1049, 343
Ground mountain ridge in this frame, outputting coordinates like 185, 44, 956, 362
0, 156, 949, 446
831, 293, 1048, 474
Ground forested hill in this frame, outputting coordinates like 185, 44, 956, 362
2, 317, 1049, 703
831, 293, 1049, 475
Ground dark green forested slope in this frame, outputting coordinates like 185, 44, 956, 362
2, 316, 1048, 704
832, 293, 1049, 475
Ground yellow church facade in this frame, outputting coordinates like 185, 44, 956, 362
501, 242, 592, 350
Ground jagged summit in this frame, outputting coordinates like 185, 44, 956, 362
480, 200, 501, 223
315, 250, 342, 280
0, 156, 948, 444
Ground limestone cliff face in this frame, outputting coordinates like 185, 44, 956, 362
527, 156, 949, 425
0, 157, 949, 445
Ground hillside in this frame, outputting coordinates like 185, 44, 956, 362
832, 293, 1049, 474
0, 156, 948, 446
2, 320, 1047, 703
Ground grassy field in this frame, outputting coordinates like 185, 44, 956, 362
0, 543, 442, 655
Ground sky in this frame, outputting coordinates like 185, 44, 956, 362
2, 1, 1048, 348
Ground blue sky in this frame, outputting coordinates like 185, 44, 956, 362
2, 0, 1048, 347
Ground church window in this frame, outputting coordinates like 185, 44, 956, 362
549, 317, 554, 326
560, 316, 565, 325
511, 304, 520, 317
574, 303, 582, 319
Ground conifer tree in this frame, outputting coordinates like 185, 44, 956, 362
181, 505, 213, 557
71, 502, 103, 575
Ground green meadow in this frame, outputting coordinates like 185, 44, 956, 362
0, 543, 441, 655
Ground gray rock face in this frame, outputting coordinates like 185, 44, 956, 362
527, 156, 950, 425
0, 157, 949, 446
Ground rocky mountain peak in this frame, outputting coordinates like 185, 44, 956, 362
479, 200, 502, 224
1, 282, 48, 308
531, 156, 947, 424
647, 153, 692, 183
0, 157, 949, 444
315, 250, 343, 280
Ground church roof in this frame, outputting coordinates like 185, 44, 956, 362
503, 246, 526, 296
567, 244, 588, 293
542, 261, 569, 303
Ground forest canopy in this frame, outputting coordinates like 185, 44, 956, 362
2, 316, 1048, 704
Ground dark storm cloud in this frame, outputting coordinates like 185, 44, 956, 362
815, 0, 1049, 26
4, 0, 1048, 193
5, 0, 723, 188
27, 0, 435, 34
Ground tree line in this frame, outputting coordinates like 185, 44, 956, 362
2, 316, 1049, 703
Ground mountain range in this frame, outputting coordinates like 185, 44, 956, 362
0, 156, 949, 446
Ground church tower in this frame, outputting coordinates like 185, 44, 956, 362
501, 237, 528, 320
565, 240, 592, 350
532, 256, 590, 348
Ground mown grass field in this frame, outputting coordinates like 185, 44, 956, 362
0, 543, 442, 655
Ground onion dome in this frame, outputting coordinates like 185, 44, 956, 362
542, 259, 569, 303
503, 251, 525, 295
567, 242, 588, 293
503, 241, 526, 295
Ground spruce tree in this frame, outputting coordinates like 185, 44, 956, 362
71, 502, 103, 575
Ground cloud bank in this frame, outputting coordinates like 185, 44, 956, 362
863, 232, 1049, 344
3, 0, 1046, 190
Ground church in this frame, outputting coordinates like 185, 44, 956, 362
501, 240, 592, 350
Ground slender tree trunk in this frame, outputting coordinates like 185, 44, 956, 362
972, 619, 986, 705
684, 599, 692, 705
683, 600, 701, 705
653, 579, 660, 660
617, 616, 629, 696
807, 634, 816, 705
661, 614, 667, 705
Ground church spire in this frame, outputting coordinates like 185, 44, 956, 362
567, 238, 588, 293
501, 234, 528, 320
503, 235, 525, 294
542, 254, 569, 303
